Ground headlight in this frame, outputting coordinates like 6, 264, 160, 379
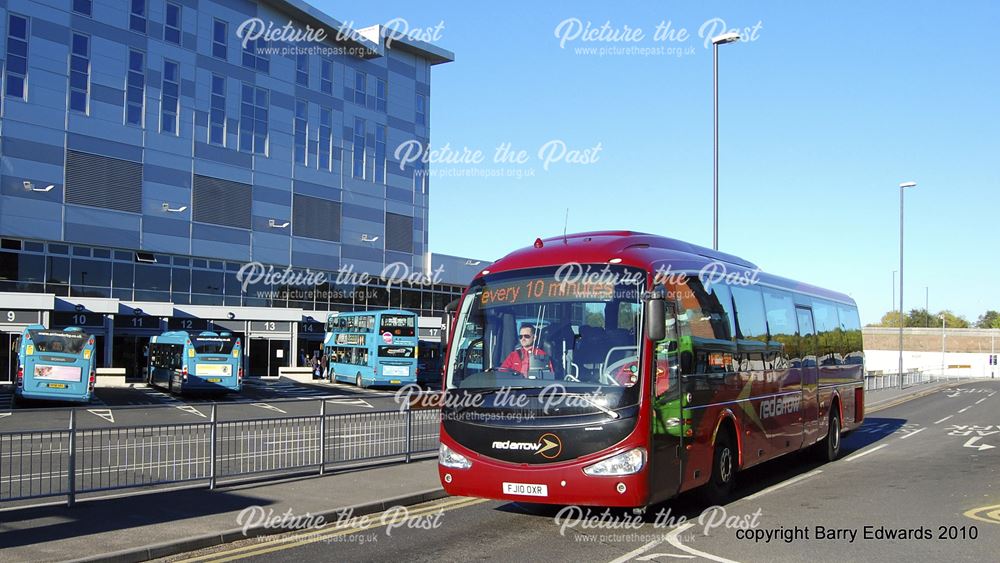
439, 443, 472, 469
583, 447, 646, 476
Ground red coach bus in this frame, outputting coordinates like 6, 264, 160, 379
438, 231, 864, 509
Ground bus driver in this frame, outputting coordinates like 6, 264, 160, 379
500, 324, 552, 377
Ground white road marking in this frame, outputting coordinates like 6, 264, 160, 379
326, 398, 374, 408
637, 554, 695, 560
607, 538, 666, 563
958, 406, 972, 413
845, 444, 888, 461
899, 428, 926, 440
175, 405, 206, 418
976, 398, 987, 405
744, 469, 823, 501
934, 415, 953, 424
0, 413, 11, 420
963, 436, 996, 451
250, 403, 287, 414
87, 409, 115, 423
665, 522, 741, 563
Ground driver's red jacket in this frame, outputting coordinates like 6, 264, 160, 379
500, 346, 553, 376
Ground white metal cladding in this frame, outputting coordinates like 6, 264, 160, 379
65, 150, 143, 213
193, 175, 251, 229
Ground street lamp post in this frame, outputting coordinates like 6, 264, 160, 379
892, 270, 897, 321
712, 32, 740, 251
899, 181, 917, 388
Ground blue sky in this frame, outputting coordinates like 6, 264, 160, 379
316, 1, 1000, 325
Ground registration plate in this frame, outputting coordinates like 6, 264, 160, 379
47, 383, 67, 389
207, 378, 222, 383
390, 380, 401, 384
503, 482, 548, 497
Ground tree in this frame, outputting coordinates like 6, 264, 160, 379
870, 309, 970, 328
937, 310, 970, 329
874, 311, 904, 327
976, 310, 1000, 329
906, 308, 935, 328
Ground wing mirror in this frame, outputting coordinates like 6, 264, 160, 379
645, 293, 666, 341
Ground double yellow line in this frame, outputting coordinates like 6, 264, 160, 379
176, 496, 487, 563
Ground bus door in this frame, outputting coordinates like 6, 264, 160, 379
795, 307, 820, 445
649, 304, 683, 503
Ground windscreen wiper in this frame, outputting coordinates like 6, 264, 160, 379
545, 390, 620, 419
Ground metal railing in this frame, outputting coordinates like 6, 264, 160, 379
863, 369, 992, 391
0, 403, 440, 507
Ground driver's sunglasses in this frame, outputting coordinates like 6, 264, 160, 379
519, 334, 533, 339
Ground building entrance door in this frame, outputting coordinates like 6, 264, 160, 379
249, 338, 290, 377
1, 332, 21, 383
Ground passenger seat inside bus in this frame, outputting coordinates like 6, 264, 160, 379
574, 325, 609, 382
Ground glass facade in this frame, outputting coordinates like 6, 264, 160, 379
69, 33, 90, 113
0, 0, 456, 369
0, 239, 465, 318
4, 14, 28, 100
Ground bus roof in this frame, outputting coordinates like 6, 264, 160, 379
477, 230, 855, 306
327, 309, 416, 319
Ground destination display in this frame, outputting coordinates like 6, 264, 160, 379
478, 276, 641, 308
335, 333, 367, 346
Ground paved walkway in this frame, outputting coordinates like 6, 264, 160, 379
0, 459, 443, 563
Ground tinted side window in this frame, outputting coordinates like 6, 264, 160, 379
732, 286, 768, 340
731, 285, 768, 372
812, 299, 842, 366
762, 288, 796, 365
837, 304, 863, 364
673, 278, 735, 375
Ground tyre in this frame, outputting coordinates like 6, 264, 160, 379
816, 408, 842, 462
356, 373, 366, 389
701, 430, 736, 505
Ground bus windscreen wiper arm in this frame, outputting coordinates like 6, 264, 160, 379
549, 391, 620, 419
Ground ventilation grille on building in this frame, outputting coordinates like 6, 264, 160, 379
65, 150, 142, 213
385, 212, 413, 253
193, 175, 251, 229
293, 194, 340, 242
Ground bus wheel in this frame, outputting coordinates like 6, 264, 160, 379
817, 409, 842, 462
702, 431, 736, 505
356, 373, 366, 389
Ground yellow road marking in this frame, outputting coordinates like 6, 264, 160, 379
176, 496, 485, 563
962, 504, 1000, 525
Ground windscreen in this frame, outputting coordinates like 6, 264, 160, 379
445, 266, 646, 409
191, 336, 236, 355
380, 314, 416, 337
27, 330, 90, 355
